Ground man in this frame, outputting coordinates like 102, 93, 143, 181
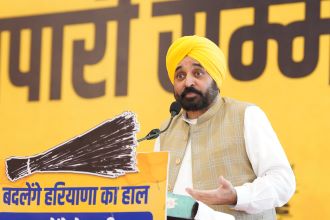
154, 35, 295, 219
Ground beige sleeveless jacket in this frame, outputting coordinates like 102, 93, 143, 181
160, 96, 276, 220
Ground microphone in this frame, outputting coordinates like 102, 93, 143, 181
138, 101, 181, 142
169, 101, 182, 117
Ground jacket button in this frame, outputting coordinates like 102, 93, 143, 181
175, 158, 181, 165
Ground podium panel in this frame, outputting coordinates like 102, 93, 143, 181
1, 152, 168, 220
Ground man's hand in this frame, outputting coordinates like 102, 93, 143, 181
185, 176, 237, 205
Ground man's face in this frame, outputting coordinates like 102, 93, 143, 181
173, 56, 219, 111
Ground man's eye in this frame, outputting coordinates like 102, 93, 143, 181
195, 71, 204, 77
175, 73, 185, 80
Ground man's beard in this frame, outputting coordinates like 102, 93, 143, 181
174, 81, 219, 111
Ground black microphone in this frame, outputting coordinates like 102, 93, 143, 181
138, 101, 181, 142
169, 101, 182, 117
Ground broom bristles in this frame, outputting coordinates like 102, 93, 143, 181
6, 112, 139, 182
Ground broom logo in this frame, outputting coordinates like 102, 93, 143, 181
5, 112, 139, 182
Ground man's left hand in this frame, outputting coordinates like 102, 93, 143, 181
185, 176, 237, 206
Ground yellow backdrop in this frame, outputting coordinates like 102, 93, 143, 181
0, 0, 330, 219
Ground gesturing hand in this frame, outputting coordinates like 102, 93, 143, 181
185, 176, 237, 205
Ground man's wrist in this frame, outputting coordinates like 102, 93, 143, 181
229, 188, 238, 205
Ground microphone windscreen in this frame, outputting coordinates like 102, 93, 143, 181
167, 192, 197, 219
170, 101, 182, 116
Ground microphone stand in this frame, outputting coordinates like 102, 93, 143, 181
138, 102, 181, 142
137, 116, 174, 142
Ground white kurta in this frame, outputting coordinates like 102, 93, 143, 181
154, 105, 296, 217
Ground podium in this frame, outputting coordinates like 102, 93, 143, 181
1, 113, 169, 220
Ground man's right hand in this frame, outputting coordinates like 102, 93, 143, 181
185, 176, 237, 206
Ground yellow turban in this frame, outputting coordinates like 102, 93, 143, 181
166, 35, 226, 89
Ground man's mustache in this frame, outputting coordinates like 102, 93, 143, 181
181, 87, 203, 98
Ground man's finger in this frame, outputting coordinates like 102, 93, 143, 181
219, 176, 231, 189
186, 188, 219, 204
185, 187, 194, 197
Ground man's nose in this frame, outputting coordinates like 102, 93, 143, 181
184, 74, 195, 87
